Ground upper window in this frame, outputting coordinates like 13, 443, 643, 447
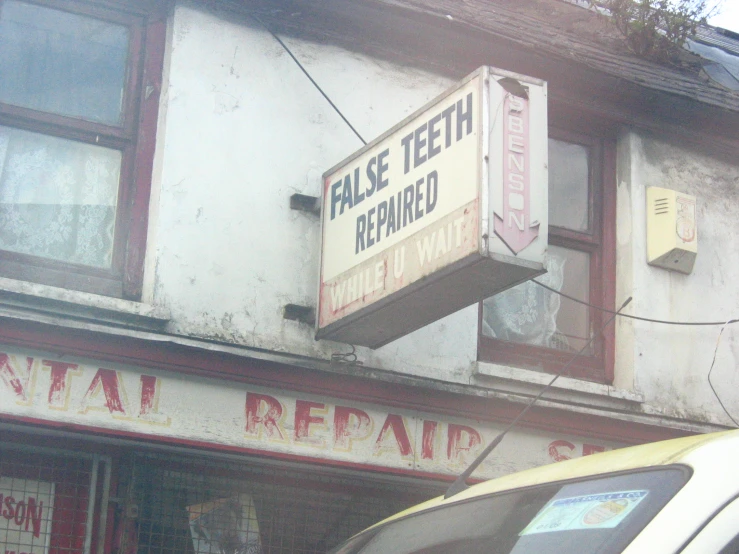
479, 130, 615, 383
0, 0, 163, 298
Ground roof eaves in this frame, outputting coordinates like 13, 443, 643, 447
379, 0, 739, 113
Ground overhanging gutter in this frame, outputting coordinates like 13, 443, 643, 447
229, 0, 739, 160
373, 0, 739, 113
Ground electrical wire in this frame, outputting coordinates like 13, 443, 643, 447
444, 296, 633, 499
255, 14, 736, 328
250, 12, 739, 431
532, 279, 739, 327
534, 278, 739, 428
251, 9, 731, 332
707, 320, 739, 427
331, 344, 364, 366
250, 14, 368, 146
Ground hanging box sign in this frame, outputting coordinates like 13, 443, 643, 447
317, 67, 548, 348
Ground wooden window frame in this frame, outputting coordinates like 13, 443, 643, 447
0, 0, 167, 300
478, 127, 617, 384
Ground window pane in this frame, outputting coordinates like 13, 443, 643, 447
0, 1, 129, 125
0, 126, 121, 268
549, 139, 589, 231
482, 245, 592, 353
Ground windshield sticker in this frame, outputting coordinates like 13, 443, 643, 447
520, 490, 649, 535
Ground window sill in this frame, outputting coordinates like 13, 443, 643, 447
0, 277, 170, 331
472, 361, 644, 408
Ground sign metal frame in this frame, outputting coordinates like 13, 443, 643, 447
316, 67, 548, 348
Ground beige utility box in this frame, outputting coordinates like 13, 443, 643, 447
646, 187, 697, 274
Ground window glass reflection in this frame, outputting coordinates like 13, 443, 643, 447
549, 139, 589, 231
0, 0, 129, 125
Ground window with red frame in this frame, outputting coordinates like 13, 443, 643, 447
0, 0, 164, 299
480, 130, 615, 383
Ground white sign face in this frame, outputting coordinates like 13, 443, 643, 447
0, 477, 54, 554
316, 68, 548, 348
318, 74, 482, 331
0, 347, 621, 481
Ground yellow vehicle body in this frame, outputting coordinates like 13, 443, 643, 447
332, 430, 739, 553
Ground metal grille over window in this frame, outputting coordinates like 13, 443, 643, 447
123, 453, 440, 554
0, 443, 110, 554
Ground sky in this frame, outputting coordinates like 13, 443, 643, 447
709, 1, 739, 33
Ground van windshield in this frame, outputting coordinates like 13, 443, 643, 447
330, 467, 689, 554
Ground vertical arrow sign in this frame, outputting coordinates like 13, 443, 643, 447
494, 92, 540, 254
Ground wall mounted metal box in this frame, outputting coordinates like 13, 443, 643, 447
316, 67, 549, 348
646, 187, 698, 274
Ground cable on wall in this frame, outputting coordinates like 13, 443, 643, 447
331, 344, 364, 366
532, 279, 739, 327
707, 320, 739, 426
445, 296, 633, 498
532, 278, 739, 428
250, 14, 368, 146
243, 15, 739, 426
248, 9, 733, 331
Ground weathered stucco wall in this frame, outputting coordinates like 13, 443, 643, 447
143, 3, 477, 383
144, 3, 739, 426
616, 131, 739, 425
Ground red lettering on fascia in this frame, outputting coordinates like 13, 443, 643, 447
583, 443, 606, 456
447, 424, 482, 462
244, 393, 286, 440
421, 420, 438, 460
44, 360, 78, 407
0, 353, 32, 401
333, 406, 372, 449
375, 414, 413, 456
139, 375, 158, 416
548, 440, 576, 462
294, 400, 326, 445
84, 369, 126, 414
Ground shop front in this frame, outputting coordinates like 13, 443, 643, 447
0, 335, 682, 554
1, 428, 437, 554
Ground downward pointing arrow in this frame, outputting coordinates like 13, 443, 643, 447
494, 215, 540, 254
493, 90, 539, 255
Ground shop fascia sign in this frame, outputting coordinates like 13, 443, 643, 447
0, 347, 620, 480
317, 66, 548, 348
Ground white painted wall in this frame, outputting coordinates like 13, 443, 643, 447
616, 131, 739, 426
145, 3, 477, 383
145, 3, 739, 425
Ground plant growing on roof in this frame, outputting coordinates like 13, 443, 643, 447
588, 0, 722, 63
